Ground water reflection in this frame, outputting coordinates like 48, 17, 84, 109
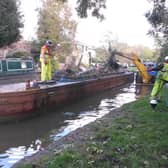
0, 83, 152, 168
135, 84, 153, 98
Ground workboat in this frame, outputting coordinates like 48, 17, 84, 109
0, 57, 37, 84
0, 72, 134, 122
0, 57, 34, 75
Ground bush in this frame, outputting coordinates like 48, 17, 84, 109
6, 50, 31, 58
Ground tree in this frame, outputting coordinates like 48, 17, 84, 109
37, 0, 77, 41
76, 0, 106, 20
37, 0, 77, 63
141, 47, 155, 61
145, 0, 168, 59
0, 0, 23, 48
59, 0, 106, 20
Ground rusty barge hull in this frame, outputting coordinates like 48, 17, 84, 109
0, 72, 134, 121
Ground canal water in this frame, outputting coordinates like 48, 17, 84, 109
0, 83, 152, 168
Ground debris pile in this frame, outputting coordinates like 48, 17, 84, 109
52, 49, 125, 81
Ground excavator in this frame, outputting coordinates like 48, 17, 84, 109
111, 50, 168, 108
112, 51, 156, 84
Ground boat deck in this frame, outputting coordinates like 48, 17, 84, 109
0, 72, 132, 93
0, 83, 26, 93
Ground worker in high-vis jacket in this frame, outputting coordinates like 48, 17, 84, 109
150, 56, 168, 108
40, 40, 53, 81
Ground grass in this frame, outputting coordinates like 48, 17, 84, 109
16, 97, 168, 168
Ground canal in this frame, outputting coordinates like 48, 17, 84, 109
0, 82, 152, 168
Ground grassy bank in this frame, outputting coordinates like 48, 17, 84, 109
16, 98, 168, 168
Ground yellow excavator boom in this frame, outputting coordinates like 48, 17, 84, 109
131, 53, 151, 84
114, 51, 152, 84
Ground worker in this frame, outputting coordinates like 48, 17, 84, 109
149, 56, 168, 108
40, 40, 53, 81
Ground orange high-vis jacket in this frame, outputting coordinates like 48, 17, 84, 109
40, 45, 51, 59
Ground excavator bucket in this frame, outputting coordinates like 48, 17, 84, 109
131, 53, 152, 84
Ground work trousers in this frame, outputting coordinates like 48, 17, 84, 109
40, 57, 52, 81
150, 78, 164, 99
150, 69, 168, 100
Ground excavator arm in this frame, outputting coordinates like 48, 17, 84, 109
131, 53, 151, 84
113, 51, 152, 84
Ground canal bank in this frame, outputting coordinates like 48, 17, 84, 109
13, 107, 125, 168
12, 85, 168, 168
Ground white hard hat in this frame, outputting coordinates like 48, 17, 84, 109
165, 56, 168, 62
150, 99, 157, 105
46, 40, 53, 46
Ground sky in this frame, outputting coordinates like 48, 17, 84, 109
20, 0, 40, 40
20, 0, 154, 48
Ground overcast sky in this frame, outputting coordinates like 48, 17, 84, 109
20, 0, 154, 48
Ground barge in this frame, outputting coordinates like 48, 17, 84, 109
0, 72, 134, 122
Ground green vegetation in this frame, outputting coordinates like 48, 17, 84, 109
16, 98, 168, 168
31, 0, 77, 65
0, 0, 23, 47
6, 50, 31, 58
146, 0, 168, 59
